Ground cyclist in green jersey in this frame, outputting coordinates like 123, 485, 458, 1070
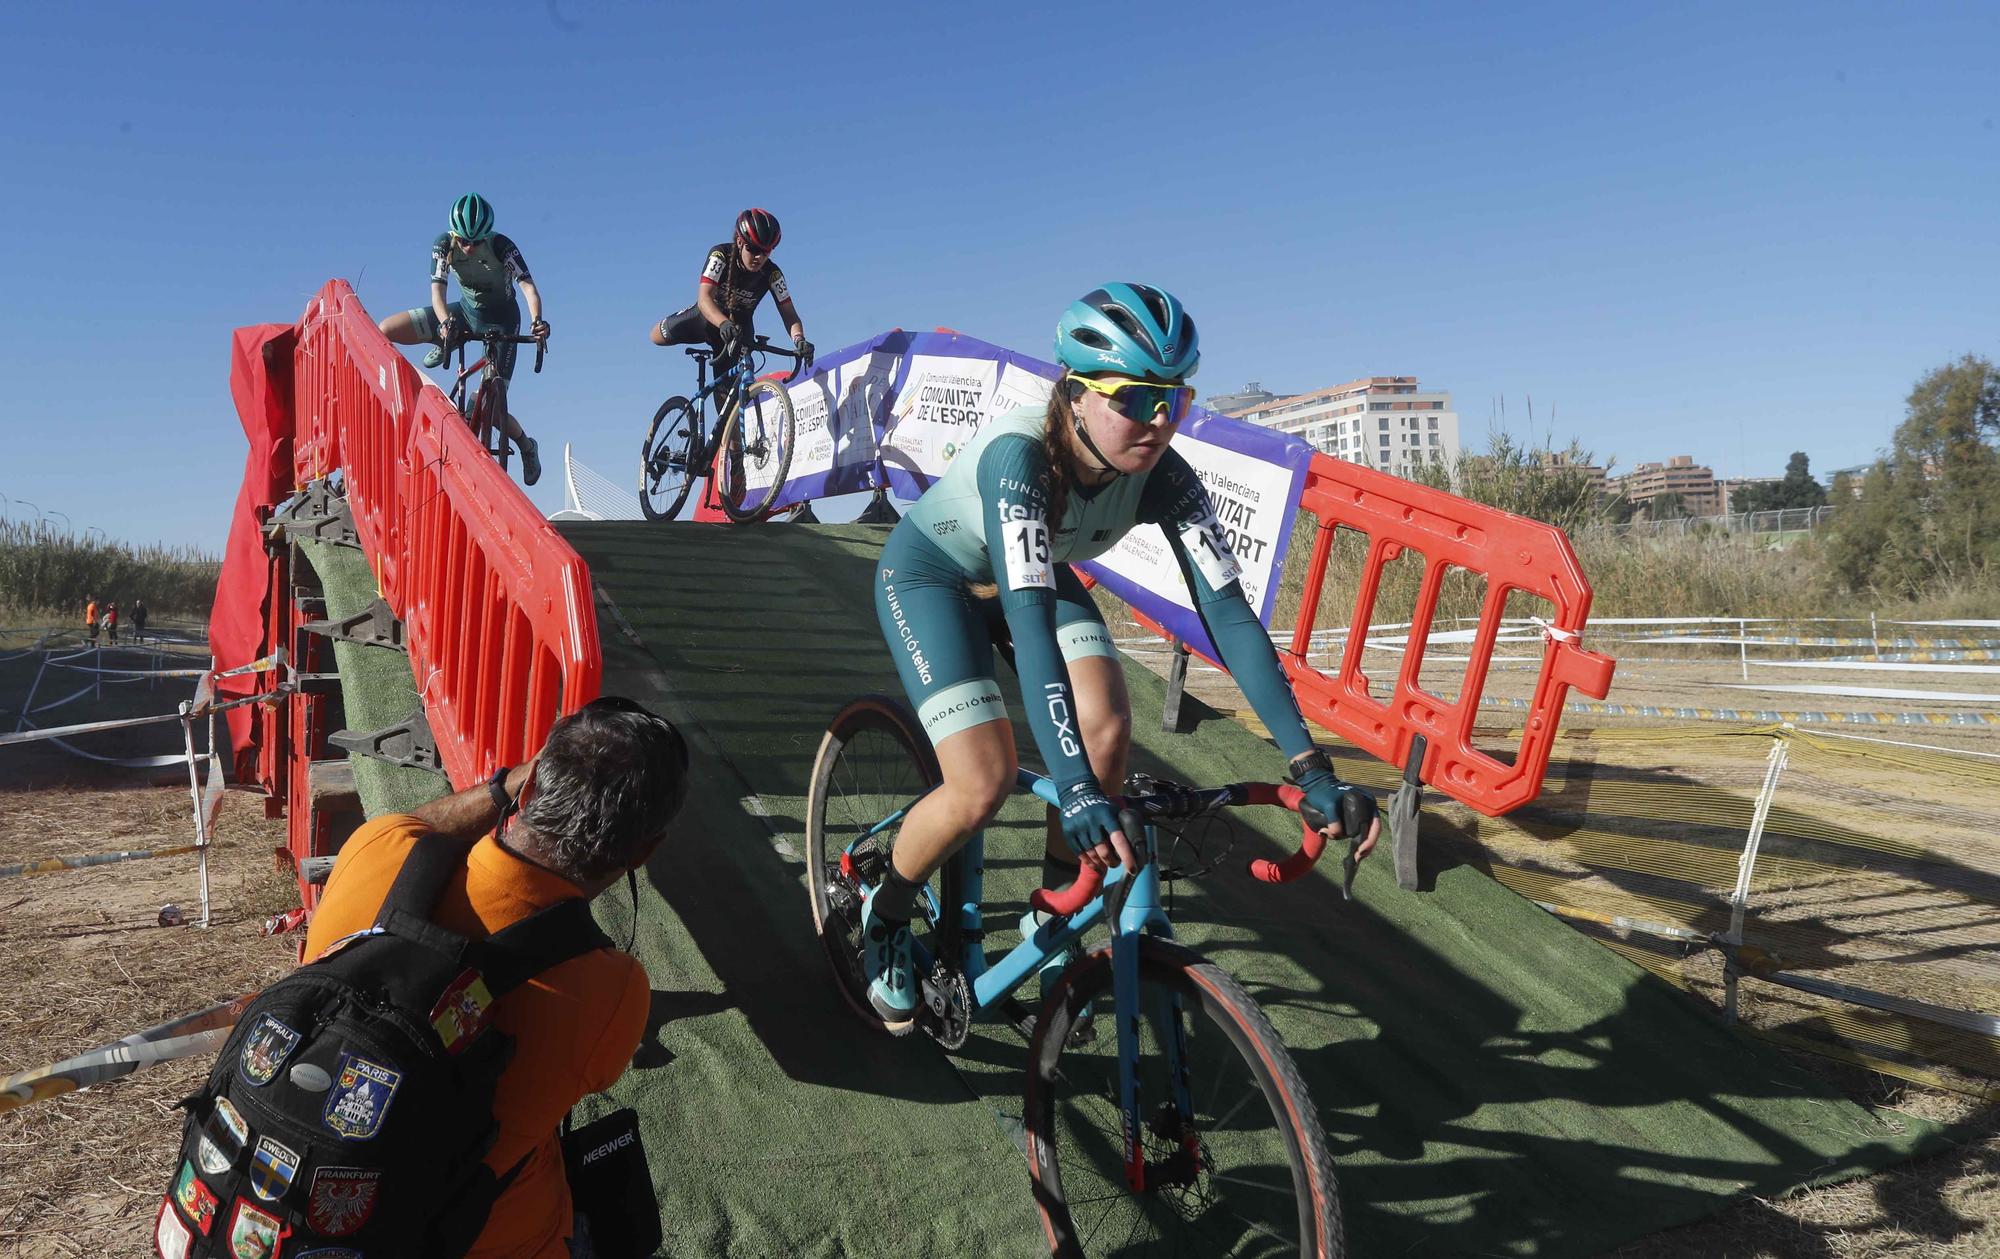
860, 283, 1382, 1028
378, 193, 551, 485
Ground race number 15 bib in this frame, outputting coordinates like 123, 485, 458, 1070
1005, 519, 1054, 591
1179, 509, 1243, 590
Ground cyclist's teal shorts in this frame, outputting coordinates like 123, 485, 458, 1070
408, 297, 522, 380
874, 524, 1116, 749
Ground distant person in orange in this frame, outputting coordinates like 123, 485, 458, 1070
84, 595, 98, 643
301, 697, 687, 1257
103, 601, 118, 644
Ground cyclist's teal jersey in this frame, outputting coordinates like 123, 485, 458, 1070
429, 232, 532, 314
884, 407, 1319, 796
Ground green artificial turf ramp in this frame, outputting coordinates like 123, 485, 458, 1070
561, 521, 1945, 1258
296, 538, 450, 816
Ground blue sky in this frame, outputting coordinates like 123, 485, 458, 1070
1, 2, 1995, 549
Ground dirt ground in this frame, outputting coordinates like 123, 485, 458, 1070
0, 628, 299, 1257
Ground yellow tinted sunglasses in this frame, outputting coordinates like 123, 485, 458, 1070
1071, 374, 1195, 426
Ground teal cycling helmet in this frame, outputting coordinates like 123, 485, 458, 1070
449, 192, 495, 241
1054, 283, 1200, 383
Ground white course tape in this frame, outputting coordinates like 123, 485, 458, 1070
1754, 660, 2000, 675
1719, 683, 2000, 704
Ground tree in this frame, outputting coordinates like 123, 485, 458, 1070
1405, 432, 1606, 534
1827, 355, 2000, 596
1644, 491, 1688, 521
1773, 451, 1828, 509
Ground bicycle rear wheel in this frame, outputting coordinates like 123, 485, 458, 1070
805, 695, 941, 1034
716, 377, 796, 523
639, 396, 700, 521
1025, 936, 1343, 1258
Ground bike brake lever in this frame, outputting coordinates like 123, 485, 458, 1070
1340, 838, 1360, 901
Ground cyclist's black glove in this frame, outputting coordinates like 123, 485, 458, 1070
1290, 749, 1378, 840
530, 319, 551, 339
716, 319, 739, 359
439, 314, 462, 348
1056, 779, 1122, 858
793, 334, 814, 366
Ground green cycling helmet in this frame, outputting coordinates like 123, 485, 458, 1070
1055, 283, 1200, 382
449, 192, 495, 241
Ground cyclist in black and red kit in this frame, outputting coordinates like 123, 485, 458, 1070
650, 208, 812, 369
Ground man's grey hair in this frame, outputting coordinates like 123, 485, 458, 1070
518, 697, 689, 882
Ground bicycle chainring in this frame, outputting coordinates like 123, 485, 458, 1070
919, 961, 973, 1051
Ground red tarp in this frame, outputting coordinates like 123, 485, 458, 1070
209, 322, 297, 782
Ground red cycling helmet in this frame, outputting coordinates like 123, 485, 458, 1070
735, 207, 782, 253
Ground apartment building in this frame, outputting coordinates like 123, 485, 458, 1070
1613, 456, 1721, 515
1236, 376, 1460, 475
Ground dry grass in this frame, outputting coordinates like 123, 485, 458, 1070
0, 786, 295, 1258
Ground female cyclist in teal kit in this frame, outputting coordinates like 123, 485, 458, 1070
862, 284, 1381, 1029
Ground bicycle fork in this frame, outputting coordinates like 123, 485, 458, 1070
1106, 854, 1198, 1193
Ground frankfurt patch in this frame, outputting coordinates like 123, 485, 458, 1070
249, 1134, 301, 1202
238, 1014, 301, 1086
171, 1160, 219, 1234
306, 1165, 381, 1236
322, 1052, 401, 1140
226, 1197, 287, 1259
153, 1197, 192, 1259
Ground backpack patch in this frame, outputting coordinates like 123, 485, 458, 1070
306, 1166, 381, 1236
170, 1160, 218, 1234
249, 1134, 301, 1202
238, 1015, 300, 1086
153, 1197, 193, 1259
321, 1052, 401, 1140
226, 1197, 288, 1258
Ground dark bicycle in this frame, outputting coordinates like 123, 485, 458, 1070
639, 335, 810, 524
445, 326, 547, 477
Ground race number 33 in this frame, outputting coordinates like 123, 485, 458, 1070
1006, 520, 1054, 591
1180, 511, 1243, 589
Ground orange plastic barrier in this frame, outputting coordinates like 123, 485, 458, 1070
1117, 452, 1614, 817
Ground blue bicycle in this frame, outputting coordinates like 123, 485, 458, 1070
639, 335, 809, 523
805, 694, 1344, 1258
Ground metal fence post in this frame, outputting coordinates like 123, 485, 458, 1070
1725, 725, 1793, 1023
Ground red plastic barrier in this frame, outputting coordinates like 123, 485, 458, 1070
290, 280, 601, 784
1108, 452, 1614, 818
217, 281, 601, 901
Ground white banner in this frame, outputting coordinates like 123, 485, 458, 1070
884, 355, 999, 480
1087, 429, 1296, 616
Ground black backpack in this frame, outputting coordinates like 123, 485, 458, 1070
154, 835, 611, 1259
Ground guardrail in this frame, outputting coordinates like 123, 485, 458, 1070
219, 280, 600, 898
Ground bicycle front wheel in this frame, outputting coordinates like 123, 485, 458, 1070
639, 396, 700, 521
478, 380, 512, 472
716, 377, 797, 523
1025, 936, 1343, 1259
805, 695, 940, 1034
